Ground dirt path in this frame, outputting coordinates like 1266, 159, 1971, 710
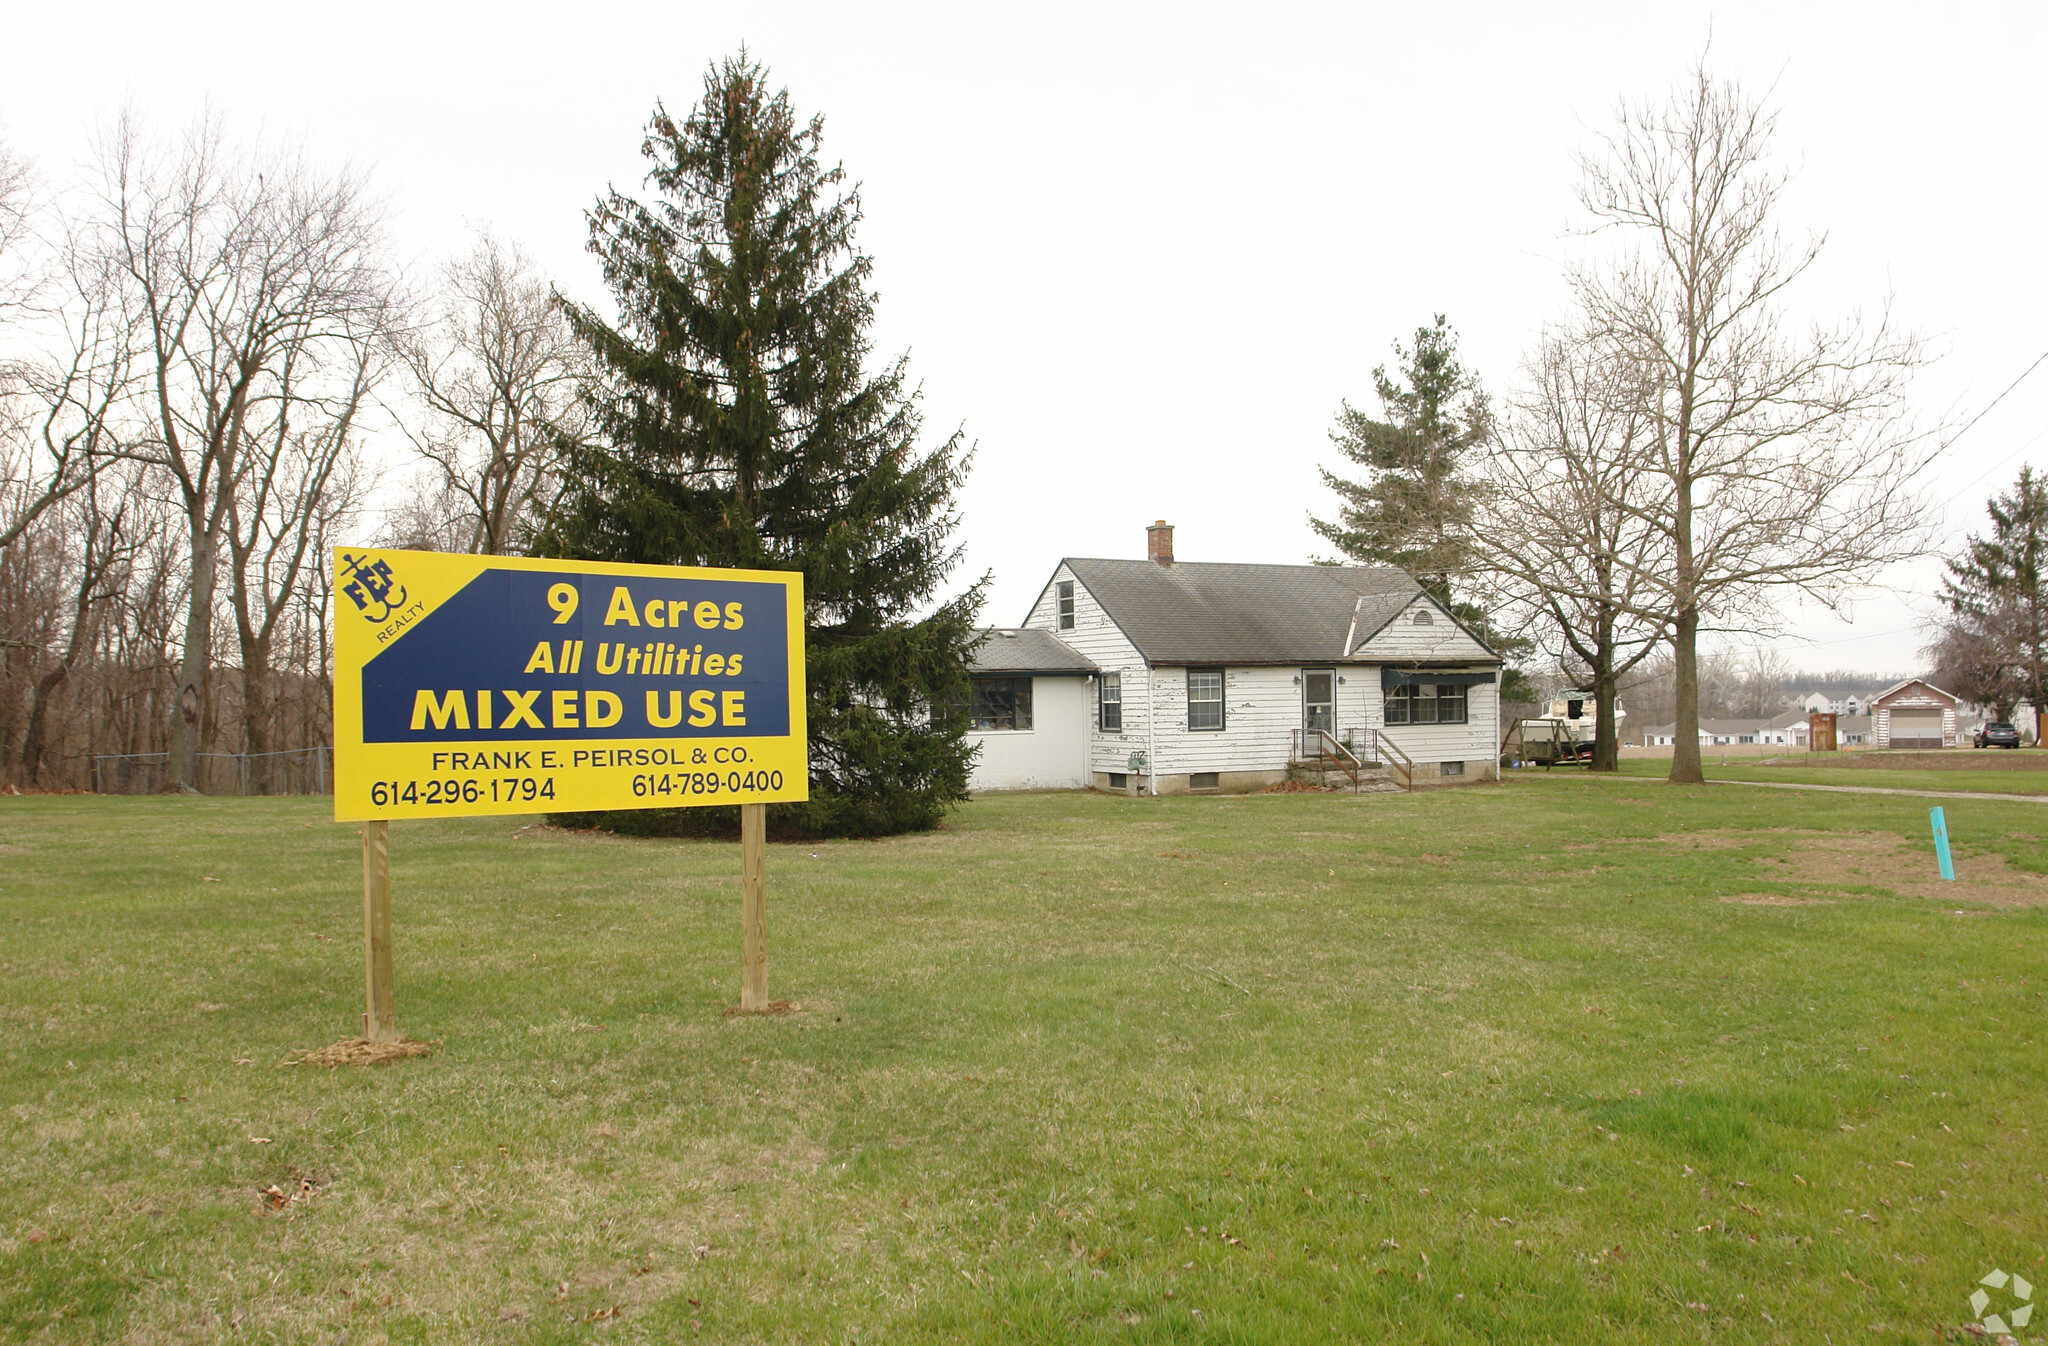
1706, 778, 2048, 804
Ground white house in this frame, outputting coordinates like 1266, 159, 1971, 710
963, 629, 1098, 791
982, 522, 1503, 794
1798, 690, 1869, 717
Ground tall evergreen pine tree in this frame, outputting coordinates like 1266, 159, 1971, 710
540, 56, 983, 837
1311, 315, 1492, 606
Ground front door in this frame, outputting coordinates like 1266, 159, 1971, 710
1303, 669, 1334, 739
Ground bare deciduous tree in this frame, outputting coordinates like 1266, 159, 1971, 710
16, 464, 137, 784
225, 338, 378, 787
96, 112, 393, 790
1477, 328, 1672, 770
1570, 57, 1934, 784
394, 232, 584, 554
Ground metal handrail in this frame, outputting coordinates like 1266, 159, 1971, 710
1367, 729, 1415, 792
1302, 728, 1363, 792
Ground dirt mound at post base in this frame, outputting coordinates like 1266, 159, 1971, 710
289, 1037, 436, 1067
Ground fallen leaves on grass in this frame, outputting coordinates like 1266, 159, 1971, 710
288, 1036, 436, 1068
258, 1173, 324, 1211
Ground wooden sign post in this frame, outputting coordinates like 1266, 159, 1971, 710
332, 549, 809, 1033
362, 819, 398, 1041
740, 803, 769, 1010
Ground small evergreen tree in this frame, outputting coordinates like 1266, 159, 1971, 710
539, 55, 983, 837
1312, 315, 1493, 606
1940, 466, 2048, 721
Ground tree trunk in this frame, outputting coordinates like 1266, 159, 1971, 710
19, 661, 72, 787
1669, 608, 1705, 784
240, 637, 272, 794
1590, 670, 1620, 773
172, 522, 216, 792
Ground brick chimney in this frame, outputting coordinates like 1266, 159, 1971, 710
1146, 520, 1174, 566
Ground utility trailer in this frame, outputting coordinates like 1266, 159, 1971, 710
1500, 717, 1592, 768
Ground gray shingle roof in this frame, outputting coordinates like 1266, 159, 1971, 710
1061, 559, 1482, 665
967, 628, 1097, 676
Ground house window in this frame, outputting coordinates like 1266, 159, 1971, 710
1057, 580, 1075, 631
1099, 672, 1122, 732
1441, 761, 1464, 777
970, 677, 1033, 730
1384, 683, 1468, 725
1187, 669, 1225, 731
1108, 772, 1128, 789
1190, 771, 1220, 791
1412, 608, 1434, 625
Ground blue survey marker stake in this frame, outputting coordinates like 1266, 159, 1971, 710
1930, 807, 1956, 882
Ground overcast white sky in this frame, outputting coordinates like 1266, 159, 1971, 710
7, 2, 2044, 678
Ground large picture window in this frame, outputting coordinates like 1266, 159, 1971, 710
1187, 669, 1225, 731
971, 677, 1033, 730
1384, 683, 1468, 725
1099, 672, 1122, 732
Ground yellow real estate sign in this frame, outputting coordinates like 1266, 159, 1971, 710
332, 549, 808, 821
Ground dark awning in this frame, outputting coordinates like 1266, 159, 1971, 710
1382, 667, 1497, 688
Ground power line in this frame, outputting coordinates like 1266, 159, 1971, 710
1938, 347, 2048, 511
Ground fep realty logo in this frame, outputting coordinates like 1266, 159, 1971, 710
1969, 1268, 2033, 1336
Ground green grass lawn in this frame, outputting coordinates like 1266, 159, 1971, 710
3, 778, 2045, 1343
1613, 757, 2048, 795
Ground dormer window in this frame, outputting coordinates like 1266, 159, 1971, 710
1412, 608, 1434, 626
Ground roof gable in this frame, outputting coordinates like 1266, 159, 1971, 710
1871, 678, 1959, 707
1350, 593, 1498, 663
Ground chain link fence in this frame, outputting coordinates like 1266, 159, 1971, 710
93, 747, 331, 796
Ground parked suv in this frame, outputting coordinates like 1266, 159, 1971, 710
1975, 721, 2021, 749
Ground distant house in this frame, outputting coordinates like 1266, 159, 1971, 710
1798, 690, 1869, 717
1648, 713, 1871, 749
1642, 717, 1791, 747
989, 522, 1503, 794
1871, 678, 1959, 749
964, 629, 1099, 791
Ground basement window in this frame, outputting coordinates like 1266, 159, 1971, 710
1441, 761, 1465, 777
1190, 771, 1220, 791
1108, 772, 1128, 789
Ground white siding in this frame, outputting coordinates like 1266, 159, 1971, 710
1151, 666, 1297, 775
1355, 597, 1494, 662
1377, 676, 1500, 778
968, 676, 1091, 791
1021, 566, 1151, 777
